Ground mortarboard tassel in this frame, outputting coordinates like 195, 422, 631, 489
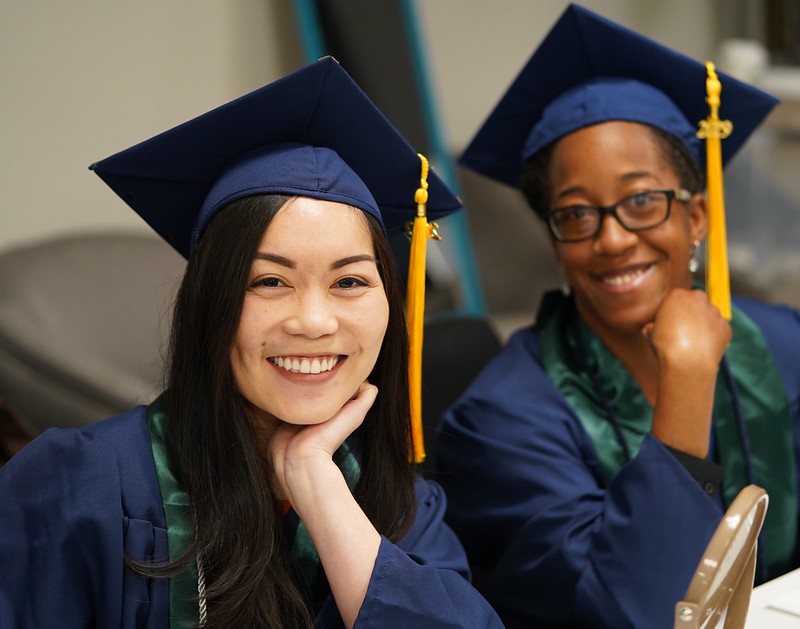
697, 61, 733, 320
406, 154, 441, 463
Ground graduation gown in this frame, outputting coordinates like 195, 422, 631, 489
435, 296, 800, 628
0, 405, 503, 628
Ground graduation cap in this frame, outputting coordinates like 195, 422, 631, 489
460, 3, 780, 320
91, 56, 460, 257
91, 56, 460, 462
459, 2, 779, 189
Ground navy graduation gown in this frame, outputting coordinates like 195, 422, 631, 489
436, 297, 800, 628
0, 406, 502, 628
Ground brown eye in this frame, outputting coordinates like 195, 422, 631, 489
335, 277, 367, 289
630, 192, 651, 207
252, 277, 282, 288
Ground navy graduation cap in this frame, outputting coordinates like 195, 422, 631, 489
91, 56, 461, 258
459, 3, 780, 189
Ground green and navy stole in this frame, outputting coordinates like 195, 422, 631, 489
147, 401, 361, 626
537, 291, 797, 578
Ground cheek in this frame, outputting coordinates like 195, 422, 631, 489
230, 335, 256, 388
371, 301, 390, 343
555, 244, 590, 278
659, 217, 694, 261
361, 297, 389, 359
232, 320, 255, 361
230, 307, 267, 377
235, 299, 276, 346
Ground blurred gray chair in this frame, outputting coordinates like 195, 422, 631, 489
0, 396, 36, 467
0, 232, 185, 433
419, 315, 503, 478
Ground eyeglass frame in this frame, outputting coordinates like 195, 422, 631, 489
545, 188, 693, 243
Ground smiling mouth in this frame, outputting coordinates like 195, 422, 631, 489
598, 264, 653, 287
268, 355, 341, 374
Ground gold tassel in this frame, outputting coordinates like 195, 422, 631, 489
697, 61, 733, 320
406, 154, 440, 463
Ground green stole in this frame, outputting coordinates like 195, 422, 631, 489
537, 292, 797, 578
146, 401, 361, 626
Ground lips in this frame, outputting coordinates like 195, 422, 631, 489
595, 263, 653, 287
268, 355, 340, 374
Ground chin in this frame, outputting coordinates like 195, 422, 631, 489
580, 298, 657, 336
607, 305, 660, 333
276, 398, 351, 426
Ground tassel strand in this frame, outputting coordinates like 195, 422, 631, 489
405, 154, 440, 463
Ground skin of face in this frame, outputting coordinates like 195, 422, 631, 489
549, 121, 708, 339
231, 197, 389, 432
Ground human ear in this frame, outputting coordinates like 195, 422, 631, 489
687, 193, 708, 243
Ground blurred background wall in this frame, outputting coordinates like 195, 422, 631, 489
2, 0, 798, 310
0, 0, 723, 249
0, 0, 798, 431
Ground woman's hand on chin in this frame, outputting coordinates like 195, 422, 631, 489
268, 382, 383, 627
269, 382, 378, 502
643, 288, 731, 376
646, 289, 731, 457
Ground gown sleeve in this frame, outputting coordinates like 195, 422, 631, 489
435, 326, 723, 629
0, 409, 169, 629
352, 476, 504, 628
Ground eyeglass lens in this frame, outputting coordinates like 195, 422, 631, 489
550, 190, 672, 241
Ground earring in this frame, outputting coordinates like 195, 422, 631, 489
689, 240, 700, 273
558, 264, 572, 296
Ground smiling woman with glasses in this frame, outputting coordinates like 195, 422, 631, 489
434, 5, 800, 629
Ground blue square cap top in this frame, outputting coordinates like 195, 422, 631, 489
91, 57, 461, 258
459, 3, 780, 189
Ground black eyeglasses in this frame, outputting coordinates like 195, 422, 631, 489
546, 188, 692, 243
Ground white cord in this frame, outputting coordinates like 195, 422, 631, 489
196, 553, 208, 627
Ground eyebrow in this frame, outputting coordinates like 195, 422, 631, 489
254, 252, 295, 268
554, 171, 659, 203
254, 252, 376, 270
331, 254, 377, 270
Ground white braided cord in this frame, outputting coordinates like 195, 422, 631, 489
197, 553, 208, 627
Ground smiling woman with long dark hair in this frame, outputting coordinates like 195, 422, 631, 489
0, 58, 502, 629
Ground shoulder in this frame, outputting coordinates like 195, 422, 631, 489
734, 296, 800, 387
4, 406, 149, 476
1, 406, 161, 520
439, 324, 578, 438
449, 324, 549, 403
734, 294, 800, 330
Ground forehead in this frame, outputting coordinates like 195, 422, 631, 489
261, 197, 375, 251
549, 121, 674, 180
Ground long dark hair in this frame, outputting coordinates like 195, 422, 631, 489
520, 123, 704, 218
149, 195, 416, 627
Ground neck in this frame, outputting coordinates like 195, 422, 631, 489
578, 311, 660, 405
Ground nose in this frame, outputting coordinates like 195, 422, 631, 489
592, 212, 638, 255
283, 292, 339, 338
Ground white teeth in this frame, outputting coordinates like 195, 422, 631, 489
268, 355, 339, 374
603, 268, 644, 286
